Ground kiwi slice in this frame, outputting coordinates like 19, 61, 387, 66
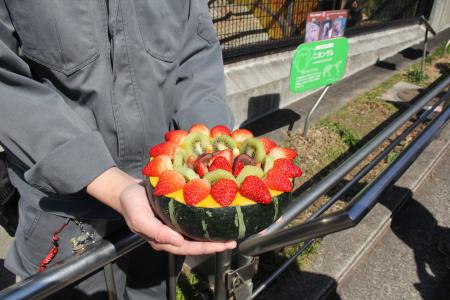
211, 135, 237, 152
236, 165, 265, 186
263, 155, 275, 173
174, 165, 200, 181
203, 169, 236, 185
182, 132, 210, 157
238, 137, 266, 162
173, 149, 187, 167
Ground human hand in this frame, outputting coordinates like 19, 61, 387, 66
119, 182, 237, 255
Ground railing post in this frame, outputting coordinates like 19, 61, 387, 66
214, 250, 232, 300
103, 263, 118, 300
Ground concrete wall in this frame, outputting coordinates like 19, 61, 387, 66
225, 24, 427, 128
429, 0, 450, 32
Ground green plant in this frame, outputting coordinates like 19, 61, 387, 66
405, 67, 427, 84
319, 120, 360, 148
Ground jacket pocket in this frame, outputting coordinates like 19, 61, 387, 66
5, 0, 99, 75
195, 1, 218, 45
133, 0, 187, 62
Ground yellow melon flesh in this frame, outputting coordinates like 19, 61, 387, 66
149, 176, 284, 208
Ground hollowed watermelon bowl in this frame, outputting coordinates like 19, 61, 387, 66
146, 177, 293, 242
143, 124, 302, 242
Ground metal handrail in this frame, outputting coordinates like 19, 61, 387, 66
0, 75, 449, 300
240, 89, 450, 256
0, 230, 144, 300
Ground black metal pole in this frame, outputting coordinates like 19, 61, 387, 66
214, 250, 232, 300
168, 254, 177, 300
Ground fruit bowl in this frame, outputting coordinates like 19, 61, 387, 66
143, 124, 302, 241
146, 176, 294, 241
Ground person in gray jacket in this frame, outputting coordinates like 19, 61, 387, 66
0, 0, 236, 298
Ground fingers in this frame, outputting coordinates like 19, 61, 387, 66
149, 239, 237, 256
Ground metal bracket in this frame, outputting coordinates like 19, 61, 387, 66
225, 258, 258, 300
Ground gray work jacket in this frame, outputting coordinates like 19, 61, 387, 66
0, 0, 234, 218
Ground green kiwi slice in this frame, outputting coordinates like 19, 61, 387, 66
211, 135, 237, 152
203, 169, 236, 185
182, 132, 210, 157
238, 137, 266, 162
263, 155, 275, 173
173, 149, 187, 167
174, 165, 200, 181
235, 165, 265, 186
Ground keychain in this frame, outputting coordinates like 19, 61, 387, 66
69, 220, 96, 253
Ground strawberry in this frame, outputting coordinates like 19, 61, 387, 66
164, 130, 188, 145
231, 129, 253, 144
213, 149, 233, 164
239, 176, 272, 204
272, 158, 302, 178
189, 123, 210, 136
233, 160, 245, 177
268, 146, 297, 161
210, 125, 231, 138
259, 137, 277, 154
183, 179, 211, 206
149, 141, 179, 158
193, 153, 212, 177
142, 155, 173, 177
264, 169, 293, 192
154, 170, 186, 196
211, 179, 238, 207
208, 156, 232, 173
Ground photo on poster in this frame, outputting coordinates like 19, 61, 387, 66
305, 20, 321, 43
305, 10, 348, 43
332, 17, 346, 37
320, 19, 333, 40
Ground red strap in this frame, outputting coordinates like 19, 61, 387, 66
37, 220, 69, 273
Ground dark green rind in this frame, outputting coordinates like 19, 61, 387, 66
146, 180, 292, 242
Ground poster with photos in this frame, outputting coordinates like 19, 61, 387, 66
305, 10, 348, 43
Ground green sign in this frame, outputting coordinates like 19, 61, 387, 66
290, 37, 348, 93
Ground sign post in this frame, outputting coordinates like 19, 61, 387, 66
290, 37, 349, 136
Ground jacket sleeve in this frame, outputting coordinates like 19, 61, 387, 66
0, 2, 116, 195
172, 10, 234, 131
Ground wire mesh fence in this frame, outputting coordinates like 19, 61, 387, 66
208, 0, 432, 60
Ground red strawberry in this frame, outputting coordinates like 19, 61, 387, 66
189, 123, 210, 136
233, 160, 245, 177
211, 179, 238, 207
193, 153, 212, 177
231, 129, 253, 144
142, 155, 173, 177
164, 130, 188, 145
213, 149, 233, 164
259, 137, 277, 154
154, 170, 186, 196
268, 146, 297, 161
264, 169, 293, 192
183, 179, 211, 206
239, 176, 272, 204
208, 156, 232, 173
272, 158, 302, 178
149, 141, 179, 158
210, 125, 232, 138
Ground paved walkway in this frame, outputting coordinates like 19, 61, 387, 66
335, 147, 450, 299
